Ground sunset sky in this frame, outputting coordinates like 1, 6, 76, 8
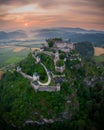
0, 0, 104, 31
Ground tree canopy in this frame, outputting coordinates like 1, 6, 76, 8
75, 41, 94, 60
56, 60, 64, 67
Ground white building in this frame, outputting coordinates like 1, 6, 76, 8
33, 72, 39, 81
40, 47, 44, 52
64, 58, 67, 62
54, 51, 65, 73
55, 51, 59, 60
36, 56, 40, 63
54, 42, 74, 52
17, 66, 21, 72
56, 83, 61, 91
55, 65, 65, 73
54, 51, 59, 65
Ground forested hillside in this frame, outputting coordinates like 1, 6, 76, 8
75, 41, 94, 60
0, 50, 104, 130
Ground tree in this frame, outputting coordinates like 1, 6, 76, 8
60, 53, 66, 59
56, 60, 64, 67
48, 40, 54, 47
75, 41, 94, 60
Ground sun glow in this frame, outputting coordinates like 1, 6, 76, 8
24, 23, 28, 27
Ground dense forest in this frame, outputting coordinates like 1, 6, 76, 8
0, 45, 104, 130
75, 41, 94, 60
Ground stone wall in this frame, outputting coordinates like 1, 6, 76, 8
55, 65, 65, 73
38, 86, 57, 92
31, 82, 60, 92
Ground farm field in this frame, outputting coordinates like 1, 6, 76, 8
94, 47, 104, 63
1, 46, 104, 69
0, 70, 3, 79
94, 47, 104, 56
0, 42, 43, 69
0, 46, 31, 68
94, 54, 104, 63
13, 47, 26, 52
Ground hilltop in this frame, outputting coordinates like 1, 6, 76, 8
0, 39, 104, 130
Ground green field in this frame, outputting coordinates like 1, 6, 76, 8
0, 47, 31, 68
94, 54, 104, 63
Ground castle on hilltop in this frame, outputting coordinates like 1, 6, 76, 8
54, 41, 74, 52
46, 38, 75, 52
54, 51, 65, 73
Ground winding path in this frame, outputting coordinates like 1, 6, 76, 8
17, 53, 52, 88
32, 53, 51, 85
38, 63, 51, 86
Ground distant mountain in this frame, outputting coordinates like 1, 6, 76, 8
32, 27, 104, 33
0, 28, 104, 46
0, 30, 27, 40
32, 28, 104, 46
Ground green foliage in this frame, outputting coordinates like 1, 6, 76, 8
38, 53, 55, 71
20, 53, 47, 82
48, 40, 54, 47
75, 41, 94, 60
56, 60, 64, 67
0, 47, 30, 68
0, 71, 32, 126
0, 71, 66, 127
94, 54, 104, 63
59, 52, 66, 59
46, 38, 62, 47
70, 59, 80, 65
0, 46, 104, 130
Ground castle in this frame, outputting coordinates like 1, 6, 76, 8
46, 39, 75, 52
54, 51, 65, 73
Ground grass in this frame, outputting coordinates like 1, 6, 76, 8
49, 79, 55, 86
94, 54, 104, 63
0, 47, 31, 68
6, 57, 24, 64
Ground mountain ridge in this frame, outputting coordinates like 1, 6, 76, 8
0, 27, 104, 46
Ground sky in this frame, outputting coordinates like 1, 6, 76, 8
0, 0, 104, 31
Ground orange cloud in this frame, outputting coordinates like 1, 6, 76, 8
0, 0, 104, 30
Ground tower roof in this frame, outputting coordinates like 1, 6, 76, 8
34, 81, 39, 85
33, 72, 39, 76
55, 78, 63, 83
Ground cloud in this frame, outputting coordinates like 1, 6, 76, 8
0, 0, 104, 8
0, 0, 58, 8
0, 0, 104, 13
88, 0, 104, 9
0, 0, 104, 30
0, 0, 30, 6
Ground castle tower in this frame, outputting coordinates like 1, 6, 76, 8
17, 66, 22, 72
56, 83, 61, 91
55, 51, 59, 61
33, 72, 39, 81
36, 56, 40, 63
72, 43, 75, 49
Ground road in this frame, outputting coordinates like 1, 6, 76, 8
38, 63, 51, 86
17, 54, 52, 87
